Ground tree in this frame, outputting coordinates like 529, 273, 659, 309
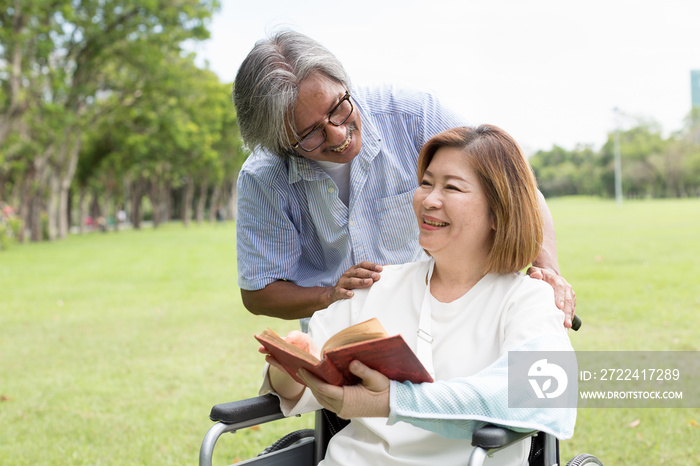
530, 144, 605, 198
600, 121, 668, 198
77, 54, 246, 230
0, 0, 220, 241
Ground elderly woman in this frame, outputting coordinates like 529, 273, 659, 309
260, 126, 576, 465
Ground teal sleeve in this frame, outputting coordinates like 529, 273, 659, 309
388, 335, 577, 440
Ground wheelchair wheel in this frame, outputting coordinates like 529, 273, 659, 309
566, 453, 604, 465
257, 428, 315, 456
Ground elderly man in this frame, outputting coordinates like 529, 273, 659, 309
233, 30, 575, 330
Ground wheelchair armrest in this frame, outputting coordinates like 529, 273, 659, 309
201, 395, 290, 466
471, 424, 536, 449
468, 425, 539, 466
209, 394, 283, 424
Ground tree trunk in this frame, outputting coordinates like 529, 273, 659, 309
195, 182, 207, 224
88, 192, 105, 232
150, 180, 162, 228
208, 185, 222, 223
182, 180, 194, 227
47, 172, 60, 241
17, 177, 31, 243
29, 146, 53, 242
163, 180, 172, 222
103, 190, 113, 232
15, 139, 53, 242
29, 194, 43, 242
66, 187, 73, 234
130, 178, 147, 230
58, 138, 81, 238
45, 129, 80, 241
0, 170, 7, 206
78, 187, 90, 234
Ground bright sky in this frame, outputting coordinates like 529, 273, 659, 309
192, 0, 700, 155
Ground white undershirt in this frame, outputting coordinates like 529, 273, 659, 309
316, 160, 352, 207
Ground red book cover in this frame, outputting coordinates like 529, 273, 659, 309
324, 334, 434, 385
256, 319, 433, 386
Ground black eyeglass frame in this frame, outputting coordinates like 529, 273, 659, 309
291, 91, 353, 152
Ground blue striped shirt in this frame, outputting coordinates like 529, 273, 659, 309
236, 85, 464, 291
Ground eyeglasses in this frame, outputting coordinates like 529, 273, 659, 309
292, 91, 354, 152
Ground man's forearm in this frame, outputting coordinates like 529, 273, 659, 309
533, 191, 560, 275
241, 280, 333, 319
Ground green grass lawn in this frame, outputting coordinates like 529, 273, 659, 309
1, 197, 699, 465
547, 197, 700, 465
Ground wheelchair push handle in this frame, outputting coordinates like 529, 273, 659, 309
571, 314, 582, 331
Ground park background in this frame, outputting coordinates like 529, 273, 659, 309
1, 1, 699, 464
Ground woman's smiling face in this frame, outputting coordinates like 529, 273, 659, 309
412, 146, 494, 262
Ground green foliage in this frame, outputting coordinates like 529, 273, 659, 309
0, 209, 23, 250
0, 224, 9, 250
1, 198, 699, 464
530, 118, 700, 199
0, 0, 224, 239
531, 144, 606, 197
76, 55, 244, 225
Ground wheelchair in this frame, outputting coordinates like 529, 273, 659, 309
200, 315, 603, 465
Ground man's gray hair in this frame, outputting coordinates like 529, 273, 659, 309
233, 30, 351, 157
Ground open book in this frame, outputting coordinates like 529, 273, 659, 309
256, 318, 433, 386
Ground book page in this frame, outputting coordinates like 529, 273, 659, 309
257, 328, 320, 366
321, 318, 389, 354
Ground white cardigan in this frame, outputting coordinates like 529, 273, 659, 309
261, 258, 576, 465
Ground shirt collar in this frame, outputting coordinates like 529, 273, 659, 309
287, 154, 324, 184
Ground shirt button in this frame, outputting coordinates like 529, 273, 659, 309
328, 186, 335, 194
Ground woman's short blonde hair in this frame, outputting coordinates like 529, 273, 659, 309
416, 125, 543, 274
